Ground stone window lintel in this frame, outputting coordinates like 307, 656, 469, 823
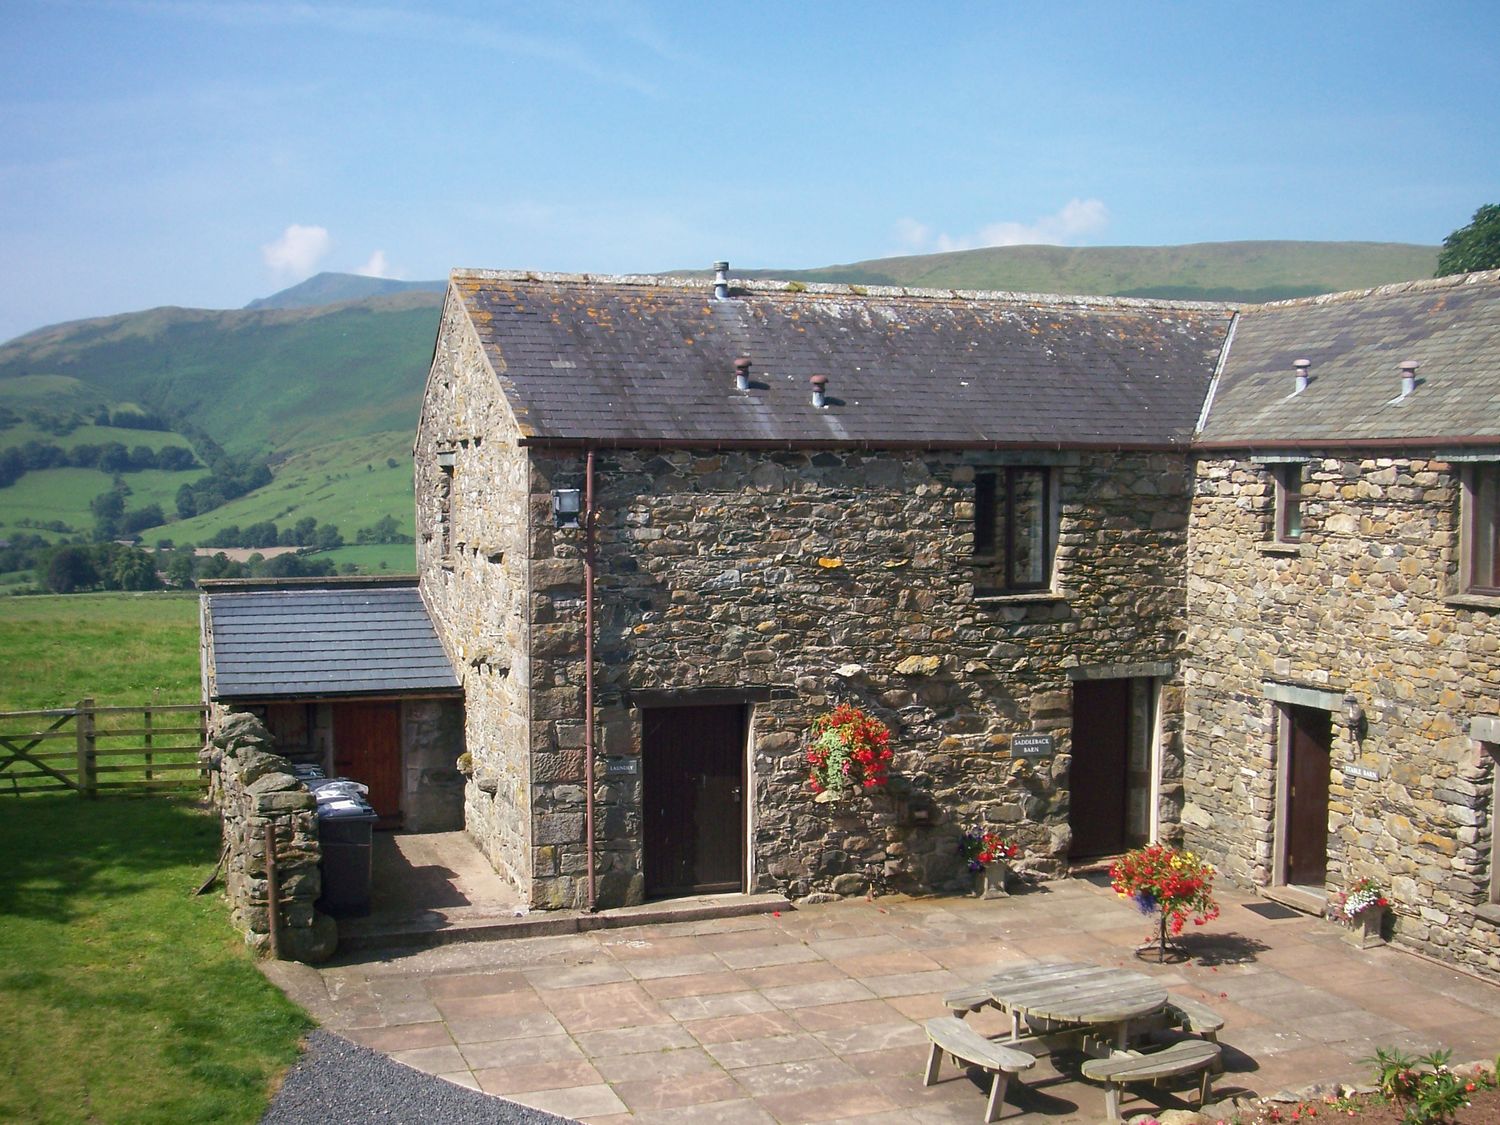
1258, 542, 1305, 557
974, 591, 1069, 607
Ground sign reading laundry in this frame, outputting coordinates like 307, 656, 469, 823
1011, 734, 1056, 758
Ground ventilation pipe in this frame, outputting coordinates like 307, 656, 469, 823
1293, 358, 1311, 394
734, 357, 751, 392
810, 374, 828, 408
713, 261, 730, 301
1399, 360, 1418, 398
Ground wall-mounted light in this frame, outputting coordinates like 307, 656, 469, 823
1342, 693, 1367, 740
551, 488, 582, 528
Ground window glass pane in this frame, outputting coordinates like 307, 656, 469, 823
974, 472, 996, 556
1476, 466, 1499, 592
1009, 469, 1048, 587
1278, 465, 1302, 541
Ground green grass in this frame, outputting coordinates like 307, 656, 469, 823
0, 593, 201, 711
0, 467, 113, 534
1, 421, 196, 454
313, 542, 416, 572
0, 795, 311, 1124
155, 430, 413, 544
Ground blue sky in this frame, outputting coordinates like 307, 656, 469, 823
2, 1, 1497, 342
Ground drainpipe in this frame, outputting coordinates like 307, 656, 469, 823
584, 446, 598, 911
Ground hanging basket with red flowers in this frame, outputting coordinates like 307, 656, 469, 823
1109, 843, 1220, 961
806, 704, 893, 801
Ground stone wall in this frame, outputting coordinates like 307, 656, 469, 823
520, 445, 1195, 909
202, 711, 336, 962
402, 698, 467, 831
416, 288, 532, 892
1184, 453, 1500, 977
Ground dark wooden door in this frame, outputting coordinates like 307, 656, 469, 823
1069, 679, 1131, 859
642, 704, 745, 897
1285, 705, 1331, 886
333, 701, 403, 827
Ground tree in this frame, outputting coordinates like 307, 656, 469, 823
1437, 204, 1500, 276
44, 546, 98, 593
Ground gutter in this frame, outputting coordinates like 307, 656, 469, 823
519, 437, 1191, 454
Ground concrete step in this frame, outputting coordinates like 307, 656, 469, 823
336, 891, 793, 953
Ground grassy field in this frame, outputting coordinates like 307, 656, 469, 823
148, 430, 414, 545
0, 593, 201, 711
1, 420, 197, 454
314, 542, 417, 572
0, 795, 311, 1124
0, 466, 210, 542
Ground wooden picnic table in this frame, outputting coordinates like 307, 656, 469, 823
985, 961, 1168, 1052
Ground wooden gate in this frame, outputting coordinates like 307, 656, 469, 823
0, 700, 208, 797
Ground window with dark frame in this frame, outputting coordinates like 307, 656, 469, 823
973, 467, 1054, 592
1466, 464, 1500, 595
1273, 463, 1303, 543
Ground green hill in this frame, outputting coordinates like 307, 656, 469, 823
708, 240, 1439, 303
0, 240, 1442, 572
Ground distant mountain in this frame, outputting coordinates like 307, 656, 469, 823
245, 272, 446, 311
676, 240, 1440, 304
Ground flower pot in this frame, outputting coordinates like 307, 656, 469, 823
973, 861, 1010, 899
1342, 908, 1385, 949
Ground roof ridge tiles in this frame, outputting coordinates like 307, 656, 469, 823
1247, 266, 1500, 312
448, 266, 1237, 314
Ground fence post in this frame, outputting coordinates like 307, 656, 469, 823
143, 706, 154, 783
75, 698, 97, 799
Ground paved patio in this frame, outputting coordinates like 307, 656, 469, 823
265, 877, 1500, 1124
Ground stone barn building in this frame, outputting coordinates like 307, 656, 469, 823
413, 264, 1500, 979
415, 268, 1235, 911
1183, 270, 1500, 977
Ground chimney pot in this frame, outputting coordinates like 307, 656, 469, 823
1400, 359, 1418, 396
712, 261, 730, 301
1293, 358, 1311, 394
810, 374, 828, 408
734, 356, 751, 392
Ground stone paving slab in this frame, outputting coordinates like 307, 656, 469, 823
267, 879, 1500, 1124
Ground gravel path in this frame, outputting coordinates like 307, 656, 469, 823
261, 1030, 575, 1124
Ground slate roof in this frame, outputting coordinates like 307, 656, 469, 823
452, 271, 1235, 449
202, 580, 459, 701
1198, 270, 1500, 447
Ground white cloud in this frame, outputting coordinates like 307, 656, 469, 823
895, 199, 1110, 254
261, 224, 331, 278
354, 250, 394, 278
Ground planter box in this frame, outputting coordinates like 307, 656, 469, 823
973, 861, 1011, 899
1340, 909, 1385, 949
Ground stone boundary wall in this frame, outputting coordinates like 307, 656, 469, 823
202, 710, 336, 962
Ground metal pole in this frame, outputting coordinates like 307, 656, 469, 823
264, 822, 283, 959
584, 447, 597, 912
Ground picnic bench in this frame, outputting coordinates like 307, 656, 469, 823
1080, 1037, 1222, 1122
924, 1016, 1037, 1123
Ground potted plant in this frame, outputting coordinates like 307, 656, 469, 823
1329, 876, 1389, 948
806, 704, 893, 802
1109, 843, 1220, 962
960, 827, 1020, 899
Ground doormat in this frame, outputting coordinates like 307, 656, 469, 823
1242, 901, 1301, 920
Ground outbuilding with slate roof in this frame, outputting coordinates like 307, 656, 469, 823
201, 577, 464, 832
